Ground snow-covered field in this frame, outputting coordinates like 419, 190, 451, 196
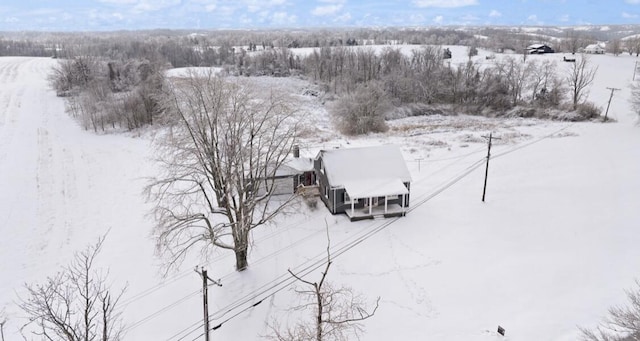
1, 49, 639, 341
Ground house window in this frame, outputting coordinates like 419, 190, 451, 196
343, 192, 358, 204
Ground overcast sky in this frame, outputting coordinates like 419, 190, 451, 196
1, 0, 640, 31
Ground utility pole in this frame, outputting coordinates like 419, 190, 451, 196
634, 61, 638, 81
415, 158, 424, 172
604, 87, 621, 122
196, 267, 222, 341
482, 132, 500, 202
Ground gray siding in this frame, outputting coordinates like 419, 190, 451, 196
314, 157, 411, 215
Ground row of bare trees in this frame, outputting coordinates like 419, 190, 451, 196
49, 55, 165, 132
277, 45, 598, 135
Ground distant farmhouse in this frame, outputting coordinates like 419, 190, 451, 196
527, 44, 555, 54
584, 43, 605, 54
313, 145, 411, 221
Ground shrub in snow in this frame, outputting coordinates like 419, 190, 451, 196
304, 196, 318, 210
576, 102, 602, 120
331, 81, 389, 136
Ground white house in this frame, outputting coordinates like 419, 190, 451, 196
584, 43, 605, 54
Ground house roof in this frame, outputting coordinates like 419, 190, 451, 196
270, 157, 314, 177
318, 145, 411, 193
286, 157, 314, 172
527, 44, 546, 49
585, 44, 604, 50
344, 178, 409, 198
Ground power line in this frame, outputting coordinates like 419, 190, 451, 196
199, 159, 490, 335
123, 289, 201, 333
167, 321, 204, 341
204, 122, 577, 334
166, 122, 577, 340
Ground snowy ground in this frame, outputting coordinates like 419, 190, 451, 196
1, 49, 639, 341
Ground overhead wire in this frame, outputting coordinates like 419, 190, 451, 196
166, 121, 578, 340
202, 122, 578, 335
199, 158, 491, 335
123, 288, 201, 333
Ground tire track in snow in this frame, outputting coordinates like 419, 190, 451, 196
0, 61, 26, 164
36, 125, 56, 250
1, 58, 94, 323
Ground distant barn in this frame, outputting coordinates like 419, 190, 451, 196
526, 44, 555, 54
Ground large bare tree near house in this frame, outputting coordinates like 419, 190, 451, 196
147, 71, 299, 272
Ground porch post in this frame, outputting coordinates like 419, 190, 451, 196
368, 197, 372, 215
402, 194, 406, 214
332, 188, 336, 213
384, 196, 388, 213
351, 195, 355, 217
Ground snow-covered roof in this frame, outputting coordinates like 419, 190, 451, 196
318, 145, 411, 192
527, 44, 545, 49
344, 178, 409, 198
270, 157, 314, 177
585, 44, 605, 50
285, 157, 314, 172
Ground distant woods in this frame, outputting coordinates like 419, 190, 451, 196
22, 28, 611, 133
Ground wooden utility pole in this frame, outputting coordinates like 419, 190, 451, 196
604, 87, 621, 122
415, 158, 424, 172
634, 61, 638, 81
482, 133, 500, 202
202, 269, 210, 341
196, 267, 222, 341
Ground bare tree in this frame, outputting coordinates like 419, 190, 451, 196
566, 55, 598, 110
268, 231, 379, 341
331, 80, 390, 135
608, 39, 623, 56
528, 60, 565, 107
631, 81, 640, 121
48, 56, 101, 97
564, 30, 583, 54
579, 280, 640, 341
18, 237, 125, 341
626, 37, 640, 57
147, 72, 299, 272
467, 44, 478, 60
0, 307, 6, 341
495, 56, 533, 106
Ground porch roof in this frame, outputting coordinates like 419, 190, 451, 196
343, 178, 408, 199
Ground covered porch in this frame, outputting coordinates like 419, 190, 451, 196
343, 178, 408, 222
345, 203, 406, 221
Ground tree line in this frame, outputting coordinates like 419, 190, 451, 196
237, 45, 601, 135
